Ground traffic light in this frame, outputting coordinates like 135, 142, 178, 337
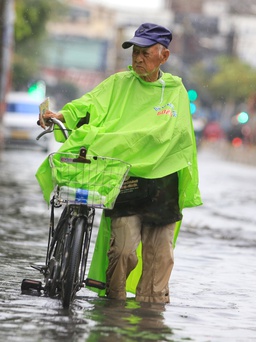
188, 89, 198, 115
236, 111, 249, 124
28, 80, 46, 100
188, 89, 198, 102
232, 137, 243, 147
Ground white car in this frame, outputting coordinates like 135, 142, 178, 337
2, 92, 49, 151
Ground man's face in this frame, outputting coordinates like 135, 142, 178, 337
132, 44, 169, 82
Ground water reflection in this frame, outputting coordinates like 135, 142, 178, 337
78, 298, 174, 341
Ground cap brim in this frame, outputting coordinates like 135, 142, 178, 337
122, 37, 156, 49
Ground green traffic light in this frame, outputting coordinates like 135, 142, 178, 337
188, 89, 198, 102
28, 80, 46, 100
190, 102, 196, 115
28, 84, 38, 93
237, 111, 249, 124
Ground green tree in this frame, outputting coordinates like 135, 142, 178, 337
12, 0, 66, 90
192, 56, 256, 105
209, 56, 256, 104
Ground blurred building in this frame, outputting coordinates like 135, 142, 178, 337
164, 0, 256, 68
40, 0, 116, 98
39, 0, 173, 100
39, 0, 256, 106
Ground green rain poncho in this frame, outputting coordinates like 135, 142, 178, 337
36, 67, 202, 296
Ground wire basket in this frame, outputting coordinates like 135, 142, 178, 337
49, 149, 131, 209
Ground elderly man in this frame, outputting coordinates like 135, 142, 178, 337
38, 23, 201, 303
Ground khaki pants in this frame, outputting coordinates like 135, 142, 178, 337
106, 215, 175, 303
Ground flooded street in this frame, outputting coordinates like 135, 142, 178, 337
0, 145, 256, 342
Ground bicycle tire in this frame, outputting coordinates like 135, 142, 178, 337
48, 258, 60, 297
45, 207, 69, 298
61, 216, 85, 308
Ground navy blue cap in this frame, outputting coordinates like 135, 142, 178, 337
122, 23, 172, 49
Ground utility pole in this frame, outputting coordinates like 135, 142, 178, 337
0, 0, 15, 124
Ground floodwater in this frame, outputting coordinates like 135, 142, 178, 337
0, 144, 256, 342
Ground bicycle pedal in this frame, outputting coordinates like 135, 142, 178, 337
21, 279, 43, 294
30, 264, 47, 272
85, 278, 106, 290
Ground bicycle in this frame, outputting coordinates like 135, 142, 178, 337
21, 118, 130, 308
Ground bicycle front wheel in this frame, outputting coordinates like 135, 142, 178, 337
61, 216, 85, 309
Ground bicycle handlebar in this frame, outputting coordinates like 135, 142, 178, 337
36, 118, 69, 141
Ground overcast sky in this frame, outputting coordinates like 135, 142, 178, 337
88, 0, 163, 10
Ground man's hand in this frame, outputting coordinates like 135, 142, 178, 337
38, 110, 64, 129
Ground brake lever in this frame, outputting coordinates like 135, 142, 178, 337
36, 117, 69, 141
36, 121, 54, 140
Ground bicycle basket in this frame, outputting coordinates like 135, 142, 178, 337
49, 149, 131, 209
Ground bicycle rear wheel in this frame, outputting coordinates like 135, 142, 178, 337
61, 216, 85, 308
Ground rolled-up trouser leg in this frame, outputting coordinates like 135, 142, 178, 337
136, 223, 175, 303
106, 216, 141, 300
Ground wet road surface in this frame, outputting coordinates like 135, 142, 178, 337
0, 145, 256, 342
